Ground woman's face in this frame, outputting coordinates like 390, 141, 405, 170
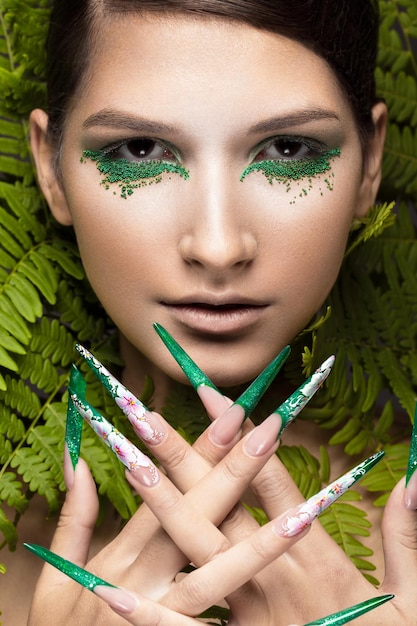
34, 14, 385, 387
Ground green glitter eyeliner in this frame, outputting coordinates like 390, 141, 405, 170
65, 364, 85, 470
240, 148, 341, 194
24, 543, 116, 591
81, 150, 189, 199
303, 594, 394, 625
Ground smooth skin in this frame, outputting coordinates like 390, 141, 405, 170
26, 12, 417, 626
27, 385, 416, 625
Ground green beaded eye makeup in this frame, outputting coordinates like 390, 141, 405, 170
81, 150, 190, 199
240, 143, 341, 202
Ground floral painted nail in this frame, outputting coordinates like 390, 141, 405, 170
275, 355, 335, 435
153, 322, 290, 418
275, 451, 384, 537
75, 345, 165, 445
70, 391, 159, 486
303, 594, 394, 625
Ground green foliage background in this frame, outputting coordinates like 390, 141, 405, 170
0, 0, 416, 619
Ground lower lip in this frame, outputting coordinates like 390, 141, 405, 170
162, 304, 268, 335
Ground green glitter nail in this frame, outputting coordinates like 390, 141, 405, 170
24, 543, 116, 591
240, 149, 341, 192
406, 403, 417, 485
66, 364, 85, 470
303, 594, 394, 625
153, 323, 219, 391
82, 150, 189, 199
154, 323, 290, 419
234, 346, 290, 418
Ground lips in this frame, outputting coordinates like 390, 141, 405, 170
161, 296, 269, 334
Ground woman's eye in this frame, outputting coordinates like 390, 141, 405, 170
109, 138, 175, 162
255, 139, 318, 161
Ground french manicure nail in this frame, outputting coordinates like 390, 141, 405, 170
65, 364, 85, 471
244, 414, 282, 456
275, 355, 334, 435
153, 323, 219, 391
75, 344, 166, 445
234, 345, 291, 419
70, 392, 160, 486
405, 467, 417, 510
303, 594, 394, 625
274, 451, 384, 537
24, 543, 115, 591
209, 403, 246, 446
94, 585, 137, 613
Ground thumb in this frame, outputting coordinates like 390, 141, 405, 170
381, 476, 417, 595
37, 449, 99, 591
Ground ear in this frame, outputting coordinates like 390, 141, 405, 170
29, 109, 73, 226
354, 101, 388, 218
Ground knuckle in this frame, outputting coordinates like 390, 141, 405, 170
221, 455, 247, 482
179, 574, 214, 610
202, 537, 230, 563
162, 442, 190, 472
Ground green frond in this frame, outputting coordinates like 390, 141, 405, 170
0, 507, 18, 552
0, 473, 27, 514
360, 443, 409, 506
319, 498, 378, 584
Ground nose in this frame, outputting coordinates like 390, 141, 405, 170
178, 178, 258, 275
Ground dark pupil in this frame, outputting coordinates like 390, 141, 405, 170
279, 141, 299, 157
127, 139, 155, 158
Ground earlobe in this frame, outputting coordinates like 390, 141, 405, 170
354, 101, 388, 218
29, 109, 73, 226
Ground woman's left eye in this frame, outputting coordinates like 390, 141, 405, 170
107, 138, 175, 162
254, 138, 322, 161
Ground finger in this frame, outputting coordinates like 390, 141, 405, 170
126, 414, 283, 566
94, 586, 200, 625
47, 455, 98, 583
166, 512, 310, 615
381, 477, 417, 598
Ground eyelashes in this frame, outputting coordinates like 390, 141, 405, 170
82, 136, 340, 198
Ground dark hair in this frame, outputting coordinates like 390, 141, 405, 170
46, 0, 379, 146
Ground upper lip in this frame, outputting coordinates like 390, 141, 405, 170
161, 294, 269, 307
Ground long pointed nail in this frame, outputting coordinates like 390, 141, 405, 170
405, 404, 417, 509
65, 364, 85, 471
233, 346, 290, 419
155, 322, 290, 419
24, 543, 115, 591
70, 392, 159, 486
303, 594, 394, 625
75, 344, 166, 445
275, 451, 384, 537
276, 355, 334, 435
153, 323, 219, 391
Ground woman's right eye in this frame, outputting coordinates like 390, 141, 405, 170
107, 138, 176, 162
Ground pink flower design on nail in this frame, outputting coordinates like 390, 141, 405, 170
281, 511, 313, 536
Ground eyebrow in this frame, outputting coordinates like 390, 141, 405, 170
248, 109, 341, 134
83, 109, 179, 134
83, 107, 340, 135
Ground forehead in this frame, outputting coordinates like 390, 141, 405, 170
68, 13, 355, 136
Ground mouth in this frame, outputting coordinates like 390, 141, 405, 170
161, 298, 269, 334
